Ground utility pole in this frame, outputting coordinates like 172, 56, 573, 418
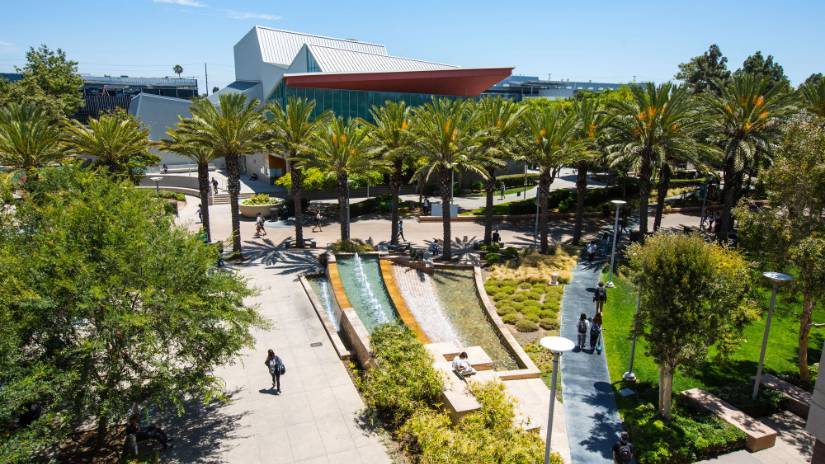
204, 63, 209, 96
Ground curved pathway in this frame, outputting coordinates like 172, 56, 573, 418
559, 258, 625, 463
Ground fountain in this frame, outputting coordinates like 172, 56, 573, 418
392, 266, 460, 344
318, 280, 340, 330
336, 253, 399, 331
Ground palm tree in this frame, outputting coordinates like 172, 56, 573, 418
158, 127, 218, 241
181, 94, 265, 256
605, 83, 695, 236
264, 98, 328, 248
412, 98, 484, 260
703, 74, 795, 241
570, 98, 607, 244
521, 105, 581, 254
173, 64, 183, 78
0, 102, 68, 176
365, 101, 416, 245
64, 109, 154, 182
800, 77, 825, 119
473, 97, 526, 246
307, 116, 379, 241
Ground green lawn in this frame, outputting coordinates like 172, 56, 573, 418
601, 268, 823, 413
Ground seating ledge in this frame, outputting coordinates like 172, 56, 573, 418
681, 388, 776, 452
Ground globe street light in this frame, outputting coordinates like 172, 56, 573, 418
149, 176, 163, 195
540, 336, 575, 464
752, 271, 794, 400
606, 199, 626, 288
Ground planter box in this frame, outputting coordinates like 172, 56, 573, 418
240, 203, 280, 218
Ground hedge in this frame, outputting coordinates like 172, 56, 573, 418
474, 179, 640, 216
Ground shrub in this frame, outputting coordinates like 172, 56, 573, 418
512, 293, 528, 303
241, 193, 281, 206
359, 324, 443, 428
485, 252, 501, 264
329, 239, 374, 253
157, 190, 185, 201
501, 313, 520, 324
515, 319, 539, 332
539, 318, 559, 330
495, 305, 514, 317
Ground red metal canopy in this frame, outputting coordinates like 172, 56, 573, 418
283, 67, 513, 97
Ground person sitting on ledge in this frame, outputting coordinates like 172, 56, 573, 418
452, 351, 476, 377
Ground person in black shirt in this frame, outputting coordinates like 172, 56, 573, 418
612, 431, 633, 463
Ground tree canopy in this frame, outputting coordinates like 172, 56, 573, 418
675, 44, 731, 95
735, 51, 790, 91
0, 45, 84, 119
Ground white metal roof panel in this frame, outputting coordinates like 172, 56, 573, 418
306, 45, 457, 73
255, 27, 388, 67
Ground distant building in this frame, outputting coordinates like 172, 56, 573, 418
0, 72, 198, 121
484, 75, 625, 101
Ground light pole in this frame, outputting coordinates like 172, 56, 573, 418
752, 271, 794, 400
623, 292, 642, 382
540, 336, 575, 464
606, 199, 626, 288
534, 189, 540, 247
149, 176, 163, 195
699, 180, 708, 230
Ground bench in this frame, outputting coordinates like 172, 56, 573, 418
681, 388, 777, 452
759, 373, 811, 419
427, 343, 500, 422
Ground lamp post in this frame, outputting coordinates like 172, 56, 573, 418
534, 189, 540, 247
606, 199, 626, 288
752, 271, 794, 400
540, 336, 575, 464
623, 292, 642, 382
149, 176, 163, 195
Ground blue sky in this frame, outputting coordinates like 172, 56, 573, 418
1, 0, 823, 93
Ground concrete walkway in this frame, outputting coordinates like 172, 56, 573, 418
559, 258, 625, 463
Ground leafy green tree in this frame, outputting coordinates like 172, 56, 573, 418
264, 98, 327, 248
412, 98, 484, 260
675, 44, 731, 95
703, 74, 795, 242
158, 126, 218, 241
0, 45, 84, 119
800, 76, 825, 119
734, 51, 790, 91
173, 64, 183, 78
0, 102, 69, 176
472, 97, 526, 245
627, 234, 754, 420
570, 97, 608, 244
521, 105, 581, 253
736, 115, 825, 380
63, 108, 156, 182
307, 116, 381, 241
606, 83, 695, 235
366, 101, 417, 245
182, 94, 265, 255
0, 167, 263, 459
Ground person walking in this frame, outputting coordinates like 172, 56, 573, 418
590, 312, 603, 353
398, 219, 406, 241
492, 229, 501, 245
255, 212, 267, 237
312, 209, 323, 232
124, 413, 170, 456
500, 182, 506, 200
422, 197, 431, 216
265, 349, 285, 394
196, 205, 203, 223
576, 313, 589, 350
612, 432, 634, 464
586, 241, 597, 263
211, 177, 219, 194
594, 281, 607, 313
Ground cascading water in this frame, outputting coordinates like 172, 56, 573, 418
392, 266, 460, 345
319, 280, 340, 330
352, 253, 391, 325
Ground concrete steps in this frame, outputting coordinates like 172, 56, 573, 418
209, 192, 254, 205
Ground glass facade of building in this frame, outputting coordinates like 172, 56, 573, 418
271, 81, 461, 122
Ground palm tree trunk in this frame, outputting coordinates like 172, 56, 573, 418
799, 293, 816, 381
390, 159, 402, 245
225, 153, 242, 256
441, 167, 452, 260
338, 173, 350, 241
572, 164, 588, 245
483, 166, 496, 246
198, 161, 211, 242
538, 169, 552, 254
638, 154, 653, 236
291, 166, 305, 248
653, 164, 672, 232
717, 156, 739, 243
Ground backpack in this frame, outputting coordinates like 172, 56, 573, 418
275, 357, 286, 375
596, 287, 607, 301
617, 443, 632, 463
578, 319, 587, 334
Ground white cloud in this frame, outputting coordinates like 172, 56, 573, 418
153, 0, 206, 7
225, 10, 281, 21
0, 41, 16, 54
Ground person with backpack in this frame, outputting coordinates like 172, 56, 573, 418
594, 281, 608, 313
612, 431, 633, 463
576, 313, 589, 350
265, 349, 285, 394
586, 241, 597, 263
590, 312, 603, 353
